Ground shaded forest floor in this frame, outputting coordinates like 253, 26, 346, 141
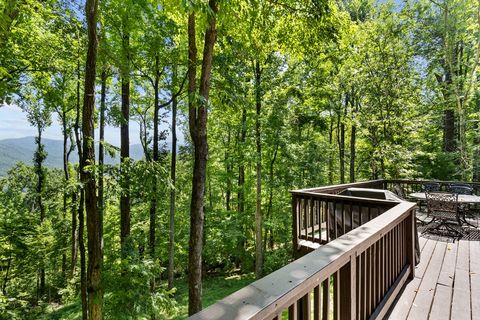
41, 273, 256, 319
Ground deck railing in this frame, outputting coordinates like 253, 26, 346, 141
384, 179, 480, 196
292, 179, 480, 257
189, 201, 416, 320
189, 179, 420, 320
291, 191, 399, 255
294, 180, 386, 195
189, 179, 478, 320
291, 180, 397, 257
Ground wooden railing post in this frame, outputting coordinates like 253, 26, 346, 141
292, 195, 299, 258
405, 209, 416, 279
380, 179, 385, 190
340, 255, 356, 320
298, 293, 311, 319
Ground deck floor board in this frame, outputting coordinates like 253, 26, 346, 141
388, 232, 480, 320
471, 241, 480, 320
409, 241, 446, 320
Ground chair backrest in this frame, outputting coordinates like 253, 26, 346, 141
392, 184, 406, 200
425, 192, 458, 215
422, 182, 441, 192
447, 184, 473, 195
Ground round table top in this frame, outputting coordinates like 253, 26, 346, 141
408, 192, 480, 203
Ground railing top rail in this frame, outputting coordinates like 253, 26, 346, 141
289, 190, 400, 206
189, 201, 416, 320
292, 179, 480, 194
289, 179, 386, 194
386, 179, 480, 187
386, 179, 480, 183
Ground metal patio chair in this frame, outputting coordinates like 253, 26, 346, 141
422, 182, 441, 192
447, 183, 477, 227
422, 192, 465, 238
447, 184, 473, 195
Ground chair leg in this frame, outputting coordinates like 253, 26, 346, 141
460, 211, 477, 228
422, 218, 465, 239
444, 222, 466, 238
421, 218, 440, 235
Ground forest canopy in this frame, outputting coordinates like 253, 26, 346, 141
1, 0, 479, 318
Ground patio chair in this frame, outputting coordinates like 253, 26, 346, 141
447, 183, 476, 226
422, 192, 465, 238
447, 184, 473, 195
422, 182, 441, 192
415, 182, 441, 217
393, 183, 406, 199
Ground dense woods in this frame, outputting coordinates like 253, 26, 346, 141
1, 0, 480, 318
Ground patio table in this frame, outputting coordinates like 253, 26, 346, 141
409, 192, 480, 203
409, 192, 480, 228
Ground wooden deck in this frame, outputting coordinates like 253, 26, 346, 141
190, 180, 480, 320
388, 230, 480, 320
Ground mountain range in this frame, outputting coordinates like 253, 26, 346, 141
0, 137, 150, 175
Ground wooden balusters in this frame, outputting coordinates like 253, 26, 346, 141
322, 277, 329, 320
313, 285, 320, 320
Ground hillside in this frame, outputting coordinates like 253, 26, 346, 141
0, 137, 147, 175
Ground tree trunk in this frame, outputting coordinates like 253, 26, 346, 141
264, 142, 278, 252
149, 56, 159, 265
236, 105, 247, 268
83, 0, 103, 318
148, 57, 160, 298
71, 188, 78, 279
441, 68, 456, 153
456, 42, 467, 178
168, 67, 178, 290
444, 109, 456, 152
254, 59, 263, 279
120, 72, 130, 254
61, 110, 69, 279
187, 11, 200, 315
338, 99, 346, 184
79, 190, 87, 320
73, 63, 86, 319
328, 113, 334, 184
71, 59, 82, 279
474, 94, 480, 181
34, 127, 46, 298
98, 69, 107, 243
1, 255, 11, 295
120, 27, 131, 257
187, 1, 217, 314
350, 98, 357, 183
237, 106, 247, 215
350, 126, 356, 183
474, 128, 480, 182
225, 128, 232, 211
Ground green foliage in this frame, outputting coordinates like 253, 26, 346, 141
2, 0, 480, 318
103, 259, 176, 319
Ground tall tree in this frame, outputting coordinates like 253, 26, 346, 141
168, 65, 178, 290
120, 12, 131, 257
98, 68, 108, 243
414, 0, 480, 178
253, 59, 263, 279
82, 0, 103, 318
24, 102, 51, 299
187, 0, 218, 314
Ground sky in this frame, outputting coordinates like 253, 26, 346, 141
0, 103, 182, 148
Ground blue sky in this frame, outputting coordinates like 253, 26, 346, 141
0, 103, 180, 147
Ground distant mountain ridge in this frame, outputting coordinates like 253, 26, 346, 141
0, 137, 150, 175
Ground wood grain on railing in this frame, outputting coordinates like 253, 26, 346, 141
189, 202, 416, 320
